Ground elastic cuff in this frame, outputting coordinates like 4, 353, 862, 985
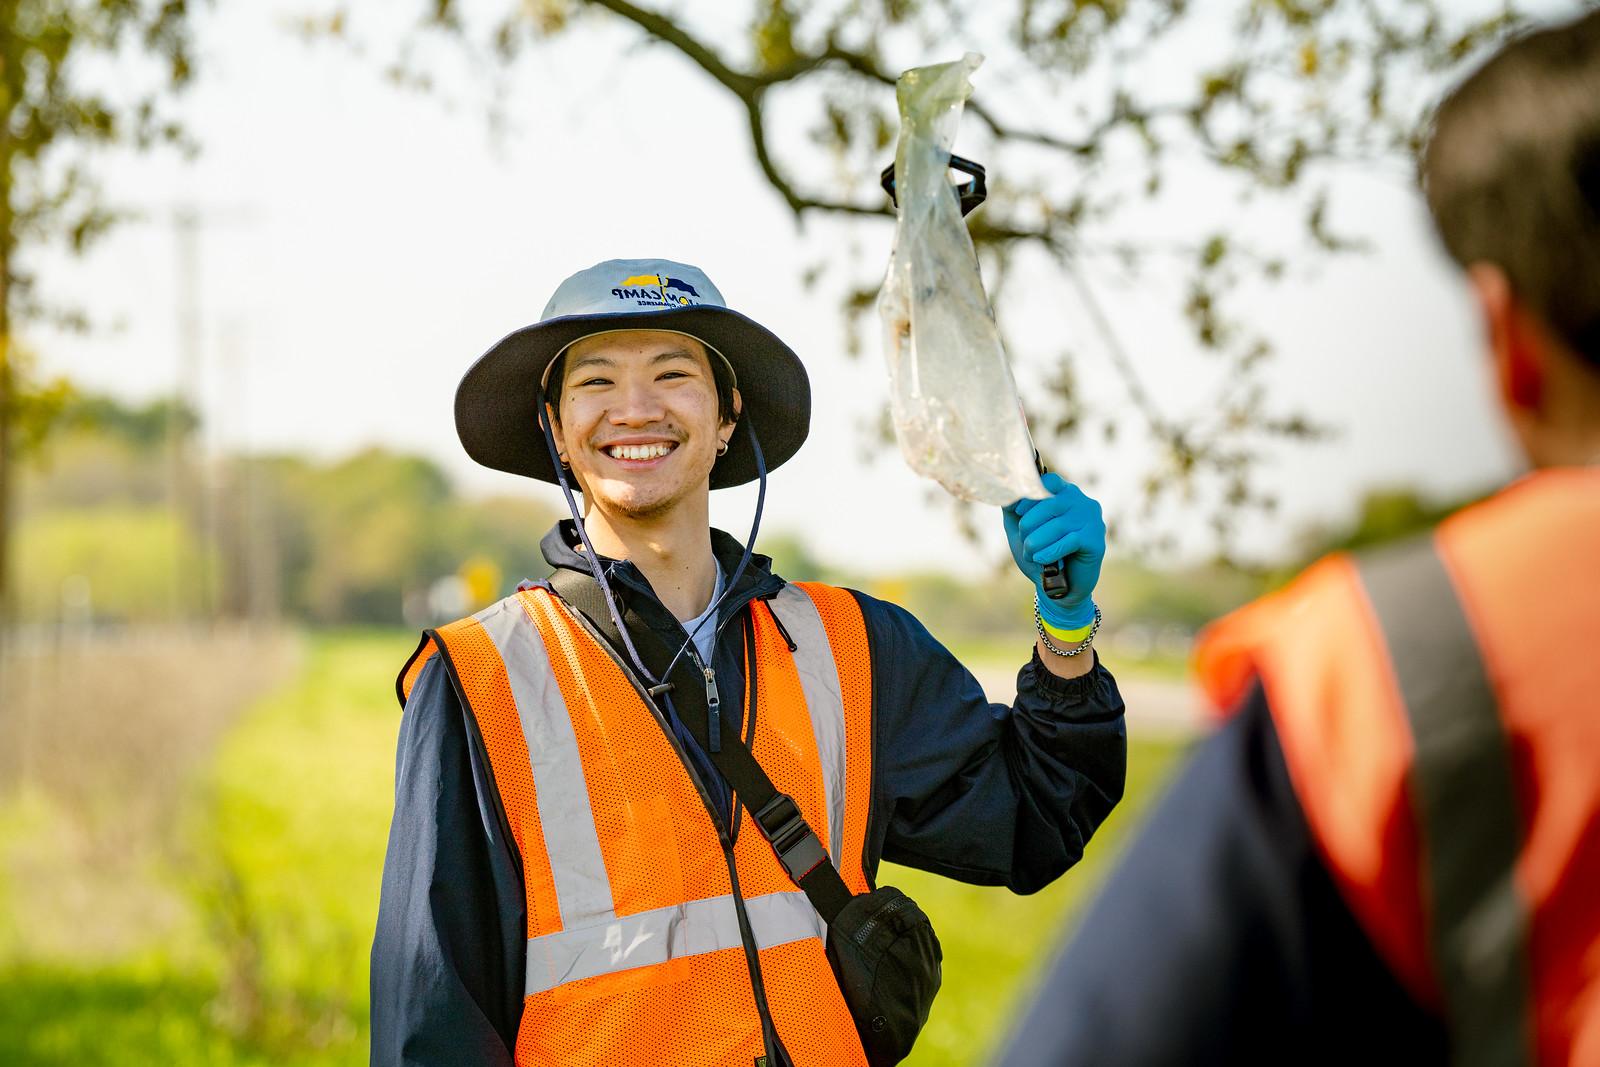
1029, 646, 1101, 701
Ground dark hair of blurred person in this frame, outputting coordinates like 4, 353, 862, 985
1424, 8, 1600, 470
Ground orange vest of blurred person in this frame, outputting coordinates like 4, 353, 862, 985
399, 581, 874, 1067
1195, 468, 1600, 1066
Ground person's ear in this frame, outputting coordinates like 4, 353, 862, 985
543, 399, 571, 464
722, 387, 743, 436
1469, 262, 1545, 412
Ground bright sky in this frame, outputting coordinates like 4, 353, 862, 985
26, 2, 1543, 576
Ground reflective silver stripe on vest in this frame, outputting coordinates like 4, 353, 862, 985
476, 597, 617, 930
523, 890, 824, 996
1356, 538, 1535, 1067
767, 585, 848, 863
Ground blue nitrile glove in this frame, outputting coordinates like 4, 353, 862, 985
1003, 472, 1106, 631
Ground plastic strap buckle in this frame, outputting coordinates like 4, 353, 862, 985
754, 794, 827, 881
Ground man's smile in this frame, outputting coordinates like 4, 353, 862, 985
600, 439, 680, 465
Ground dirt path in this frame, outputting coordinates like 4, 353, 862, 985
0, 626, 300, 962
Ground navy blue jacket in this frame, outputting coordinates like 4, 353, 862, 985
370, 523, 1127, 1065
994, 684, 1448, 1066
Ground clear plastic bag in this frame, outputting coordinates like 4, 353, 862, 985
879, 52, 1047, 506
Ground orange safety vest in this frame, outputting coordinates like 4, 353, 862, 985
398, 580, 875, 1067
1194, 468, 1600, 1066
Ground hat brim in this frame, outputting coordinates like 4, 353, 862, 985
455, 305, 811, 490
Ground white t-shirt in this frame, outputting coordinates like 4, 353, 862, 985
679, 563, 726, 668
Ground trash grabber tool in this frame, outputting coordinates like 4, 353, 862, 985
878, 53, 1071, 600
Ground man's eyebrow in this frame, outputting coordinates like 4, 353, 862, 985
649, 349, 698, 365
565, 353, 614, 375
566, 349, 699, 375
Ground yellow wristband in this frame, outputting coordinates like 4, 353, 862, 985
1040, 614, 1094, 644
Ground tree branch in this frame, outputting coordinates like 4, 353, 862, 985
965, 96, 1192, 157
581, 0, 760, 96
743, 92, 892, 217
395, 0, 1536, 552
1055, 251, 1175, 443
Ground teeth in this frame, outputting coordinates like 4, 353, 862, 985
607, 443, 674, 461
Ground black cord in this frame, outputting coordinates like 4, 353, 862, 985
660, 415, 768, 679
534, 382, 770, 687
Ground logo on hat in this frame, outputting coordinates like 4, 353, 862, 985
613, 273, 702, 307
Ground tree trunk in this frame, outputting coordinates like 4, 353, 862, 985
0, 240, 12, 637
1, 99, 12, 671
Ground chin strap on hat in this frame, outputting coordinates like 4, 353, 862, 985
535, 391, 653, 680
660, 416, 766, 685
533, 389, 770, 696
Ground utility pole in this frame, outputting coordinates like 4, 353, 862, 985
219, 320, 277, 625
169, 206, 205, 621
163, 202, 255, 625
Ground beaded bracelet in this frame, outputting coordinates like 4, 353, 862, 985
1034, 601, 1102, 657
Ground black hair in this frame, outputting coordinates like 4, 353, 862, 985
1421, 10, 1600, 364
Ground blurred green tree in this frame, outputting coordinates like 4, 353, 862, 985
1287, 484, 1489, 565
331, 0, 1557, 554
16, 506, 209, 622
20, 394, 193, 507
435, 493, 561, 590
16, 390, 206, 621
0, 0, 200, 625
18, 392, 560, 625
217, 448, 558, 624
757, 531, 835, 583
295, 449, 452, 622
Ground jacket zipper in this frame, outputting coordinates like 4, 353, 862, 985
556, 597, 791, 1067
853, 893, 911, 946
698, 656, 722, 753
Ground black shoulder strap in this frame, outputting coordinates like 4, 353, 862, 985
546, 567, 855, 924
1354, 536, 1534, 1067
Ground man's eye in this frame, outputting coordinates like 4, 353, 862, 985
658, 371, 688, 380
578, 377, 610, 387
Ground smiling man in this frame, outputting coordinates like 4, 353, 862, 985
544, 328, 740, 618
370, 258, 1127, 1067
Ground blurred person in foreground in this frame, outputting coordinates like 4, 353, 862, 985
997, 11, 1600, 1067
369, 256, 1128, 1066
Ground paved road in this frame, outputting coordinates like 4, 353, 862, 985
972, 666, 1205, 738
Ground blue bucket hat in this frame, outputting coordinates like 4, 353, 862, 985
455, 257, 812, 489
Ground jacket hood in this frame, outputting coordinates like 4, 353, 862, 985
538, 520, 785, 617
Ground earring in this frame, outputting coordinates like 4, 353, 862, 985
716, 441, 729, 457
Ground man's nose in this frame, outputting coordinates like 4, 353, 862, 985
607, 380, 667, 424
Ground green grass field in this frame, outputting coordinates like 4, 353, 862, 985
0, 631, 1186, 1066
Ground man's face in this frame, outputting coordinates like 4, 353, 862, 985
551, 330, 738, 521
